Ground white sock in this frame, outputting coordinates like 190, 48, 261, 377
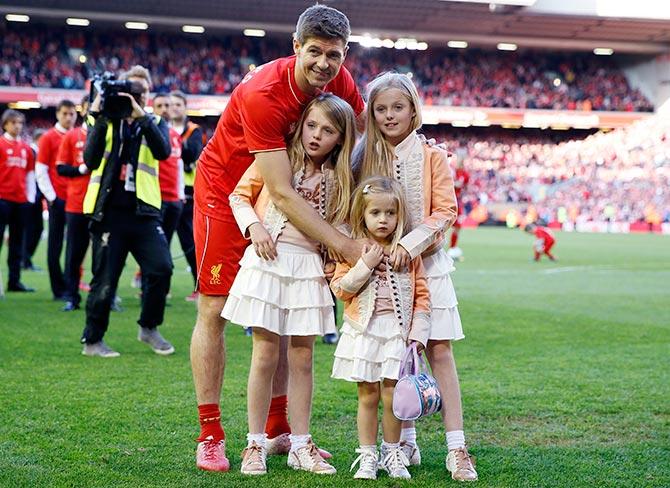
359, 444, 377, 453
381, 441, 400, 453
246, 432, 267, 448
400, 427, 417, 445
446, 430, 466, 451
289, 433, 311, 452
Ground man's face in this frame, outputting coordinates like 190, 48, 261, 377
293, 36, 348, 92
153, 96, 170, 119
128, 76, 150, 108
169, 96, 186, 121
4, 118, 23, 137
57, 106, 77, 130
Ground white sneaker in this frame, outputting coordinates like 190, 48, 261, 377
400, 440, 421, 466
287, 440, 336, 474
240, 441, 267, 475
350, 447, 378, 480
446, 447, 478, 481
81, 340, 120, 358
380, 445, 411, 479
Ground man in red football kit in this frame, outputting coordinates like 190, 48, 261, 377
0, 109, 36, 292
525, 223, 557, 261
36, 99, 78, 300
57, 96, 92, 311
448, 151, 469, 260
191, 5, 365, 472
152, 93, 184, 246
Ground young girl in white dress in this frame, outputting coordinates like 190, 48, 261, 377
222, 93, 355, 476
331, 176, 431, 480
357, 72, 478, 481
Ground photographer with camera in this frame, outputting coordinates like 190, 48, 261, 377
80, 65, 174, 358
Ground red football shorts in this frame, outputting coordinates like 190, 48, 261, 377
194, 205, 249, 296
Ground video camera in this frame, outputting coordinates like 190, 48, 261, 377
89, 72, 145, 119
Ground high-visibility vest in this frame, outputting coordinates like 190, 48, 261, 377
83, 115, 162, 215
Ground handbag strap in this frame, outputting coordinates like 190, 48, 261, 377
398, 343, 418, 377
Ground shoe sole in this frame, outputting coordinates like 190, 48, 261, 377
197, 463, 230, 472
287, 458, 336, 475
81, 350, 120, 358
138, 338, 175, 355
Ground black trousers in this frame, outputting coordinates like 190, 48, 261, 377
140, 200, 183, 295
176, 197, 197, 286
47, 197, 67, 297
0, 199, 28, 286
81, 210, 173, 344
63, 212, 90, 306
22, 192, 44, 268
161, 200, 184, 245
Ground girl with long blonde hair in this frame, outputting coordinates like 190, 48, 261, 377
357, 72, 478, 482
222, 93, 356, 476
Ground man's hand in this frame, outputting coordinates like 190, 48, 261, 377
248, 222, 277, 261
90, 93, 102, 113
119, 93, 146, 119
390, 245, 411, 271
361, 243, 384, 269
330, 237, 366, 266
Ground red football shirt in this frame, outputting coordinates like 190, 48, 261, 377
454, 168, 470, 200
195, 55, 364, 222
56, 126, 89, 214
534, 227, 555, 247
37, 125, 69, 200
159, 128, 184, 203
0, 134, 35, 203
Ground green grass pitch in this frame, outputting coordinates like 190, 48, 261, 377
1, 227, 668, 487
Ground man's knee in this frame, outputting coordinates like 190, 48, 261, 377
196, 295, 228, 328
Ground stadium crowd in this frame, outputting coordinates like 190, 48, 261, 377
0, 24, 654, 112
427, 117, 670, 225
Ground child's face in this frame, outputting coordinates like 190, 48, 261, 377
364, 193, 398, 243
372, 88, 415, 146
301, 105, 341, 165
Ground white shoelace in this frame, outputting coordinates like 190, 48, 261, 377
382, 447, 410, 473
350, 448, 378, 473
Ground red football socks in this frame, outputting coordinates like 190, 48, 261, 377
197, 403, 225, 442
265, 395, 291, 438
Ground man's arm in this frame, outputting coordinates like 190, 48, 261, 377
35, 136, 57, 202
83, 116, 109, 171
182, 127, 203, 171
139, 116, 171, 161
255, 150, 361, 264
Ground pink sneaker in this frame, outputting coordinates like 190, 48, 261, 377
78, 281, 91, 292
186, 291, 199, 302
266, 433, 332, 459
196, 436, 230, 472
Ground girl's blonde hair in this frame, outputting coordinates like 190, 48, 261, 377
349, 176, 411, 251
358, 72, 423, 181
288, 93, 356, 226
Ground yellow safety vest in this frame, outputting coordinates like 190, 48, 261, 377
83, 115, 162, 215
